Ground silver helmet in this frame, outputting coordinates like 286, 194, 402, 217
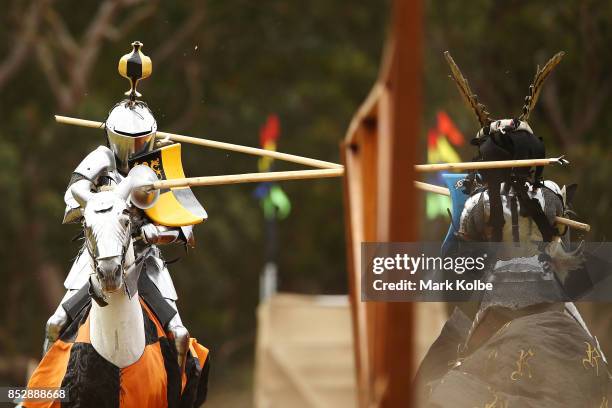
105, 100, 157, 173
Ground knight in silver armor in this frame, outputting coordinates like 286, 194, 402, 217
45, 100, 192, 370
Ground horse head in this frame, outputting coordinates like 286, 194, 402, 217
72, 165, 159, 302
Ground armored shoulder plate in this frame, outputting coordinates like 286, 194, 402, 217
542, 180, 562, 196
63, 146, 118, 224
74, 145, 117, 181
458, 191, 488, 241
542, 180, 568, 209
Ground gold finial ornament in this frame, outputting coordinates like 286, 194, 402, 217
118, 41, 152, 102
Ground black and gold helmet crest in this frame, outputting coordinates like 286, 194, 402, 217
118, 41, 152, 102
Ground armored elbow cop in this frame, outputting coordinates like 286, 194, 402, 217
140, 224, 195, 248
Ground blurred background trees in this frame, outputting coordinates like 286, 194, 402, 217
2, 0, 612, 404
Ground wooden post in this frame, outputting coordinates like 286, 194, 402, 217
342, 1, 421, 406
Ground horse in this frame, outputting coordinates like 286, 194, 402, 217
24, 166, 209, 408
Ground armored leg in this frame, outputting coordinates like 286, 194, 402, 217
166, 307, 190, 373
43, 289, 79, 355
44, 307, 68, 355
143, 253, 191, 371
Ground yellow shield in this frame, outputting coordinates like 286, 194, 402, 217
130, 144, 207, 226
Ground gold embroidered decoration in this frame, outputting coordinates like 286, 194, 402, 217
149, 158, 162, 177
134, 159, 162, 178
448, 357, 464, 369
600, 396, 609, 408
485, 348, 499, 376
475, 387, 508, 408
583, 341, 601, 376
495, 321, 512, 337
448, 343, 468, 368
510, 349, 534, 381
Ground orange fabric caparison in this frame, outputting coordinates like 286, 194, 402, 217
23, 297, 209, 408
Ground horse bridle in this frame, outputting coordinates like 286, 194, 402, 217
83, 208, 134, 306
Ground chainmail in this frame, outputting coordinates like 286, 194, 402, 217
479, 256, 567, 310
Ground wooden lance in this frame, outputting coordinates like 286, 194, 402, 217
55, 115, 343, 170
414, 180, 590, 232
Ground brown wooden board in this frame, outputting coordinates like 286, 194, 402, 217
342, 1, 423, 406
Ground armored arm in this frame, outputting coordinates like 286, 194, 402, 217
458, 192, 487, 241
542, 180, 571, 243
63, 178, 94, 224
140, 224, 195, 248
129, 205, 196, 248
440, 191, 487, 261
63, 146, 117, 224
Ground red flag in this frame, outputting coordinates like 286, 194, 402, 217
437, 111, 464, 146
427, 128, 438, 149
259, 114, 280, 148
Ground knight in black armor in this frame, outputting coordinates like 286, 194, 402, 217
416, 52, 612, 407
458, 120, 569, 313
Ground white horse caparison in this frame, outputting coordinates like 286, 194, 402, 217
88, 237, 144, 367
73, 168, 152, 367
90, 285, 145, 367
